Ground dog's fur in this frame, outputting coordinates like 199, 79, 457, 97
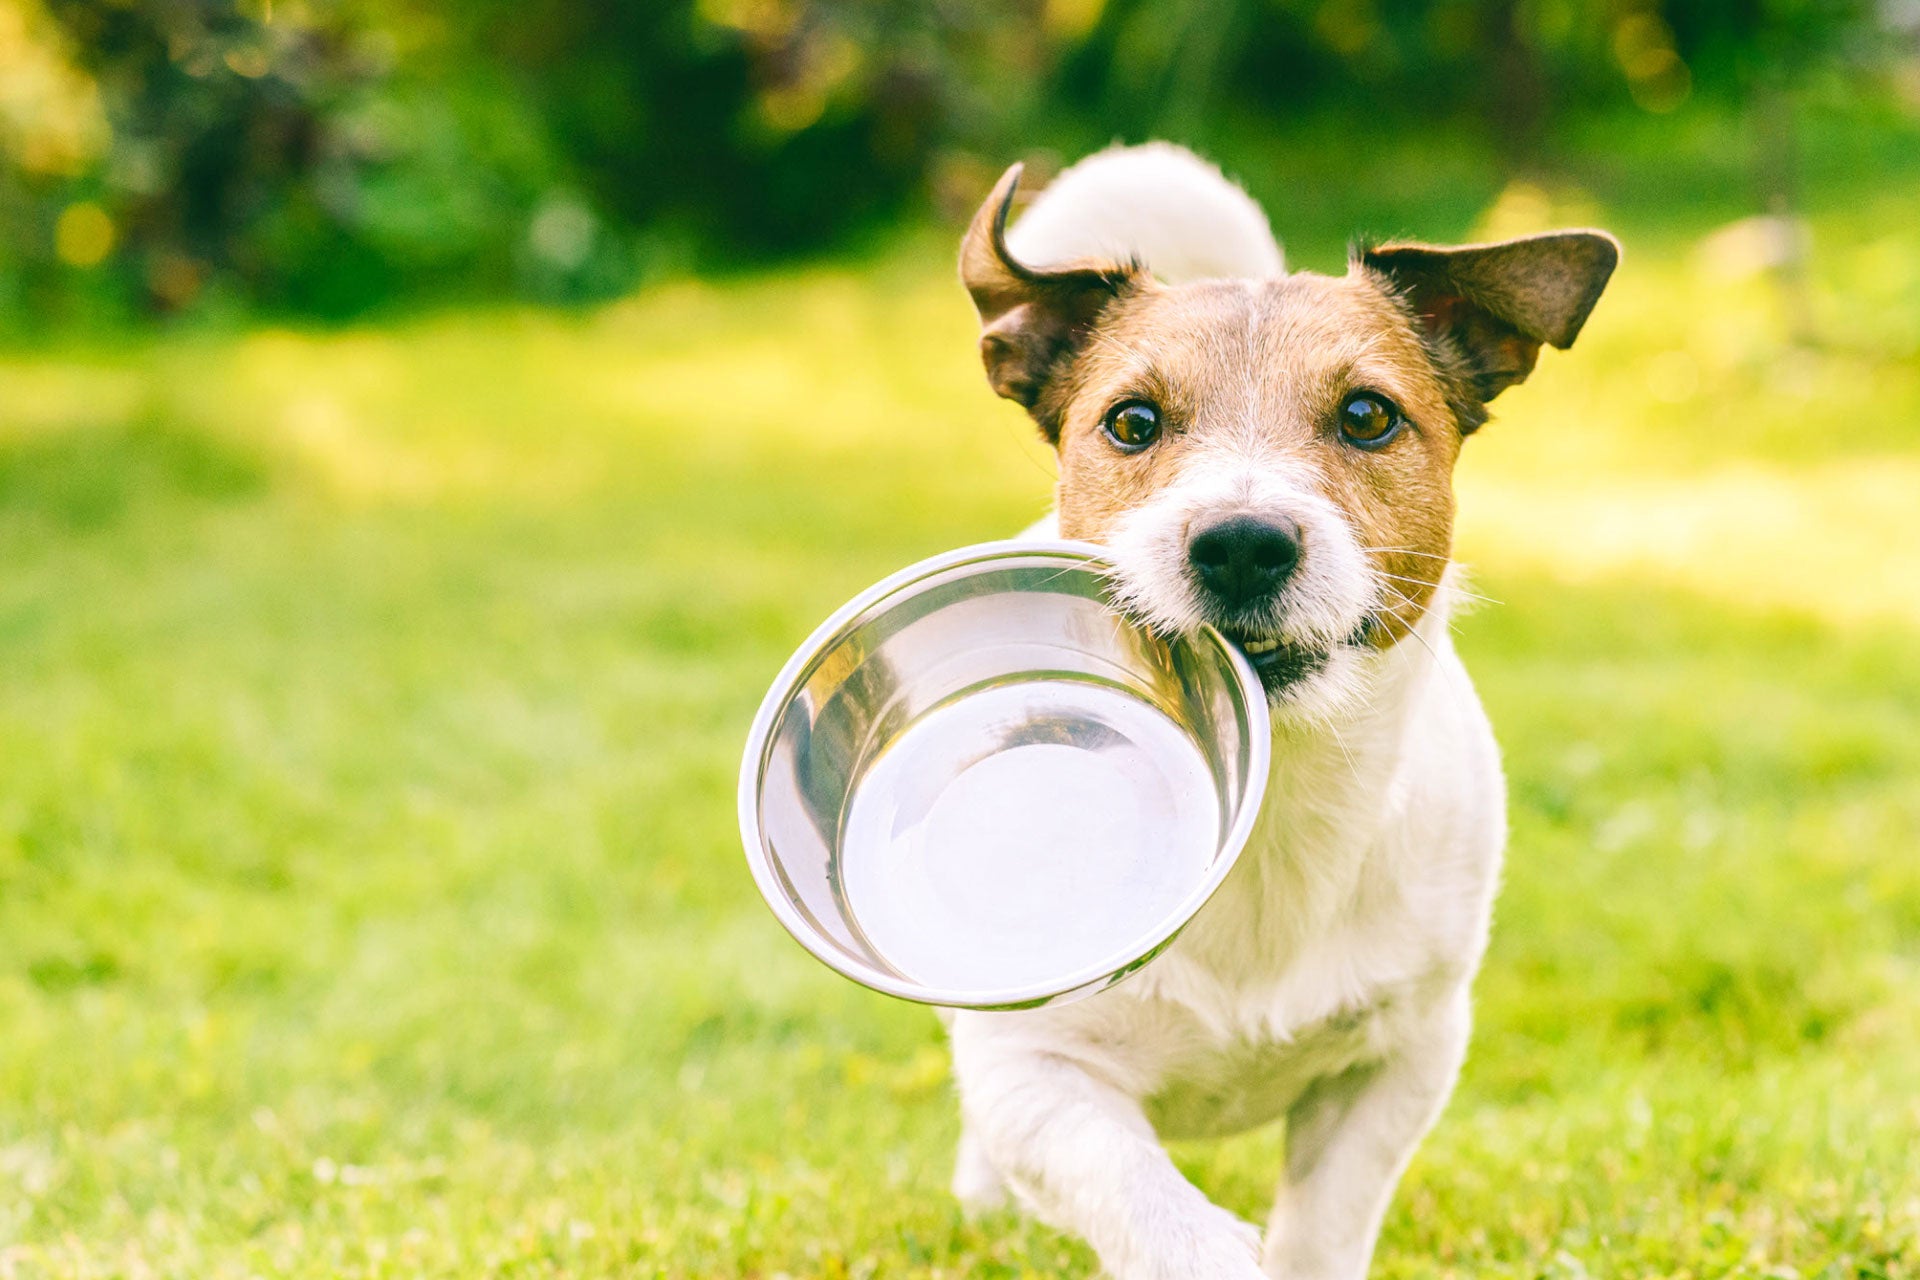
943, 146, 1618, 1280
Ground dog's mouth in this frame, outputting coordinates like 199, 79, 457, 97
1210, 615, 1378, 694
1215, 626, 1331, 691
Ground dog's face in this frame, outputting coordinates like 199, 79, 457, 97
962, 166, 1617, 719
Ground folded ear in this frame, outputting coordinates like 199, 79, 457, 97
1360, 230, 1619, 430
960, 163, 1141, 442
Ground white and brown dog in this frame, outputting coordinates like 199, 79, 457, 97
942, 145, 1618, 1280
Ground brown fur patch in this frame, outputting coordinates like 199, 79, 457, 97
1360, 231, 1619, 428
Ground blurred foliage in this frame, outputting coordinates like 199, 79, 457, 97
0, 0, 1912, 324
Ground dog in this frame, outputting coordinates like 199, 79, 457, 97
942, 144, 1618, 1280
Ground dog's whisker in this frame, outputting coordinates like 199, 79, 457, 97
1373, 583, 1464, 641
1036, 564, 1085, 588
1360, 546, 1456, 562
1328, 722, 1363, 786
1376, 595, 1462, 697
1371, 570, 1501, 607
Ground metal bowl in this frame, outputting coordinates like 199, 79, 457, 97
738, 540, 1270, 1010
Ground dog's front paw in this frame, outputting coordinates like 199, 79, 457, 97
1119, 1200, 1265, 1280
1258, 1233, 1371, 1280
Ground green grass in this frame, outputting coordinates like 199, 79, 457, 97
3, 144, 1920, 1278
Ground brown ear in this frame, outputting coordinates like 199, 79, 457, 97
960, 163, 1140, 442
1360, 230, 1619, 430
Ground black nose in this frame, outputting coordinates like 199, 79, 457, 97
1188, 514, 1303, 607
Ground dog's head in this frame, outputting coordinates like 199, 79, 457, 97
961, 164, 1617, 720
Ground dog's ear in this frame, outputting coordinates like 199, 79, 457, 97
961, 164, 1140, 442
1360, 230, 1619, 431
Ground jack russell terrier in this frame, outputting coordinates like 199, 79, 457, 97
939, 144, 1618, 1280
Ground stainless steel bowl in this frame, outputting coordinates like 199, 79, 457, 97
738, 540, 1270, 1010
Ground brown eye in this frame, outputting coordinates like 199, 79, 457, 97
1102, 400, 1162, 452
1338, 392, 1406, 449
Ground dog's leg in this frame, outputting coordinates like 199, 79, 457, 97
1260, 1001, 1470, 1280
950, 1124, 1010, 1214
951, 1024, 1266, 1280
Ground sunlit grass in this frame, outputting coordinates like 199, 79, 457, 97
1, 172, 1917, 1278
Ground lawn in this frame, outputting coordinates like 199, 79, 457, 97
2, 134, 1919, 1278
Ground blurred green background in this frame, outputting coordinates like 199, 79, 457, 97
4, 0, 1915, 323
3, 2, 1919, 1277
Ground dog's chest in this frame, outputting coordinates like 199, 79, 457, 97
1141, 1001, 1388, 1140
1123, 802, 1449, 1140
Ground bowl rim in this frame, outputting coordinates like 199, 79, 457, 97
737, 537, 1272, 1009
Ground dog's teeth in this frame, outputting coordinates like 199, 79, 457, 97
1243, 638, 1278, 654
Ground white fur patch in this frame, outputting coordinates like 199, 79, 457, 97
1007, 143, 1286, 283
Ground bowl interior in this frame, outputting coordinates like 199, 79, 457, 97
742, 543, 1267, 1008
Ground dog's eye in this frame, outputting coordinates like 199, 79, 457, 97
1102, 401, 1162, 453
1338, 392, 1406, 449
